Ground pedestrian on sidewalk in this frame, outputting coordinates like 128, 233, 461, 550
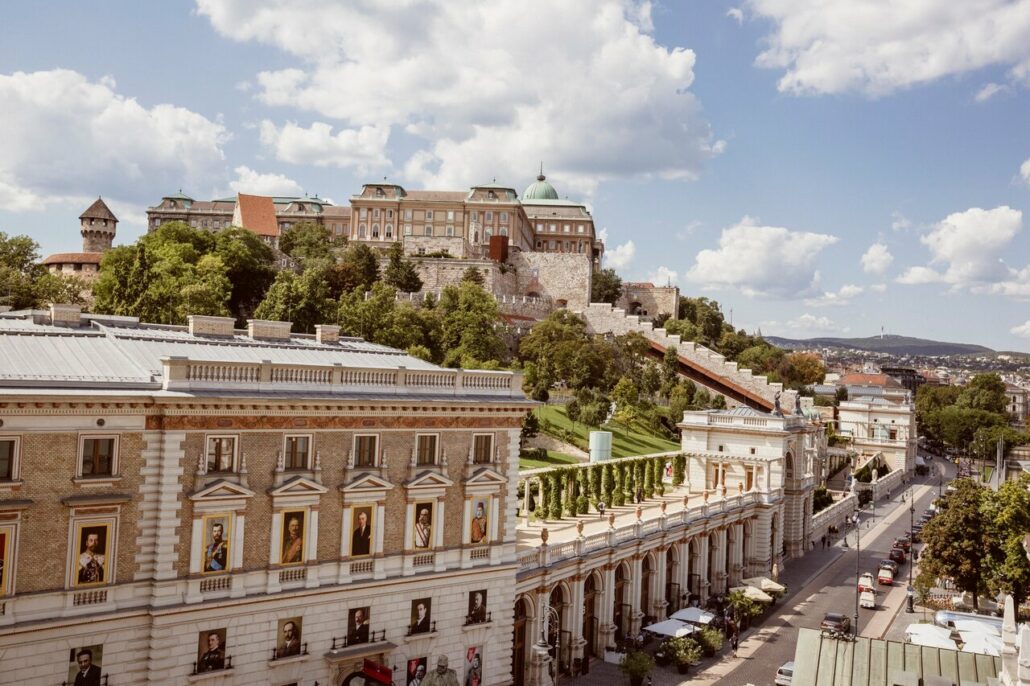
821, 534, 827, 548
732, 633, 739, 657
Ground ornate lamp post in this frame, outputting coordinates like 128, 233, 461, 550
907, 494, 915, 613
851, 511, 861, 637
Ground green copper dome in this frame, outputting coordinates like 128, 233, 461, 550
523, 172, 559, 201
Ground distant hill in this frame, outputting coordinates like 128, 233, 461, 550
764, 334, 994, 357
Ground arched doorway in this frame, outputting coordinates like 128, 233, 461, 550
513, 597, 530, 686
641, 555, 654, 623
549, 585, 570, 674
613, 563, 628, 641
665, 546, 678, 612
583, 573, 599, 659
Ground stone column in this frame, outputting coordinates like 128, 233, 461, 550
629, 555, 644, 636
698, 535, 711, 605
654, 547, 669, 619
569, 575, 587, 669
715, 528, 728, 595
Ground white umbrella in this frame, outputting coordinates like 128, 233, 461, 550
960, 633, 1002, 656
642, 619, 695, 638
742, 577, 786, 594
909, 633, 958, 650
953, 619, 1001, 636
669, 607, 716, 625
905, 624, 953, 642
730, 586, 773, 603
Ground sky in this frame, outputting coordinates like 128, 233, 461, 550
1, 0, 1029, 351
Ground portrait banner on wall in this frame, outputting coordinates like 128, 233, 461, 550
467, 589, 488, 624
67, 644, 103, 686
410, 597, 432, 635
276, 616, 303, 659
196, 628, 227, 673
72, 521, 111, 587
412, 501, 433, 549
201, 513, 231, 574
464, 646, 483, 686
348, 606, 371, 645
469, 499, 488, 545
407, 656, 428, 686
280, 509, 306, 565
350, 505, 373, 557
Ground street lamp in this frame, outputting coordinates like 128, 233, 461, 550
851, 511, 861, 637
907, 491, 915, 613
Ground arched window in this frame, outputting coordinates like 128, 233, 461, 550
358, 223, 366, 238
385, 224, 393, 238
372, 223, 380, 238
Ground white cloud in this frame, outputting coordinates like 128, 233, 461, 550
197, 0, 722, 192
604, 240, 636, 270
1021, 157, 1030, 186
686, 216, 838, 297
228, 165, 304, 197
891, 211, 913, 231
762, 313, 848, 336
804, 284, 863, 307
676, 220, 703, 241
258, 121, 390, 172
747, 0, 1030, 96
1012, 320, 1030, 339
861, 241, 893, 274
975, 82, 1009, 102
648, 265, 679, 287
896, 205, 1030, 296
0, 69, 229, 212
870, 283, 888, 293
726, 7, 744, 24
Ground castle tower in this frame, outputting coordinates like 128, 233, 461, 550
79, 197, 118, 253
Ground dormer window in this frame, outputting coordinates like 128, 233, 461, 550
376, 187, 385, 197
488, 191, 497, 200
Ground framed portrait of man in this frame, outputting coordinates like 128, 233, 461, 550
410, 597, 432, 635
196, 628, 227, 673
280, 510, 306, 565
464, 646, 483, 686
201, 513, 231, 574
72, 521, 111, 587
348, 606, 371, 645
412, 502, 433, 550
276, 617, 303, 659
67, 644, 103, 686
467, 589, 488, 624
406, 656, 427, 686
469, 499, 488, 545
350, 505, 373, 557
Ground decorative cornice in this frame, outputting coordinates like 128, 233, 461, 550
148, 414, 524, 431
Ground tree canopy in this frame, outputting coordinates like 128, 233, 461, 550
591, 267, 622, 304
0, 232, 88, 309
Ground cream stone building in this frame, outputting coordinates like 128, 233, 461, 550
42, 198, 118, 282
837, 393, 917, 474
0, 305, 529, 686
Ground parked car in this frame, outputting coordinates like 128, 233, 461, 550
879, 560, 899, 575
858, 572, 875, 592
860, 590, 877, 609
894, 537, 912, 551
775, 661, 795, 685
889, 547, 907, 564
821, 612, 851, 634
878, 568, 895, 586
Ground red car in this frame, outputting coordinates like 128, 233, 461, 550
889, 547, 906, 564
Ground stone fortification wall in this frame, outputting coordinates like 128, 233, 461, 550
577, 302, 798, 413
402, 234, 471, 258
509, 251, 592, 311
617, 284, 680, 319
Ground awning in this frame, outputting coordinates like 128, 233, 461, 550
905, 624, 953, 642
669, 607, 715, 625
908, 633, 958, 650
730, 585, 773, 603
642, 619, 695, 637
742, 576, 786, 594
916, 455, 926, 466
953, 619, 1001, 636
960, 633, 1003, 656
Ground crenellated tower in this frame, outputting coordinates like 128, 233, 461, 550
79, 197, 118, 253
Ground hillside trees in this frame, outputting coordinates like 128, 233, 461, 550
0, 232, 88, 309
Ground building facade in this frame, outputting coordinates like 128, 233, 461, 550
837, 393, 917, 474
42, 198, 118, 282
0, 305, 529, 686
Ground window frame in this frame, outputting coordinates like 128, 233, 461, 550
0, 436, 20, 482
425, 210, 434, 220
283, 434, 312, 471
353, 434, 379, 468
77, 434, 119, 479
205, 435, 239, 474
415, 434, 439, 466
472, 434, 494, 464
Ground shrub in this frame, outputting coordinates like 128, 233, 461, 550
548, 473, 562, 521
672, 454, 686, 487
618, 651, 654, 679
854, 463, 873, 483
668, 636, 702, 666
697, 626, 725, 657
812, 485, 834, 514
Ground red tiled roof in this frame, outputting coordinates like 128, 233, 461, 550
839, 372, 903, 388
234, 194, 279, 237
42, 252, 103, 265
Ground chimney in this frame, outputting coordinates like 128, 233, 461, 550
188, 315, 236, 337
248, 319, 293, 340
49, 303, 82, 327
315, 324, 340, 345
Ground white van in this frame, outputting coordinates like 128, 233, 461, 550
775, 661, 794, 685
860, 590, 876, 609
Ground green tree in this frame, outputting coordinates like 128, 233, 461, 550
278, 221, 334, 266
591, 267, 623, 304
213, 227, 276, 320
341, 243, 381, 292
983, 474, 1030, 607
0, 232, 90, 309
919, 479, 988, 610
957, 374, 1008, 415
253, 265, 336, 333
461, 266, 485, 286
382, 241, 423, 293
519, 310, 607, 392
437, 281, 506, 367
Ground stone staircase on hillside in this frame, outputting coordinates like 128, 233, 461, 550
576, 302, 799, 413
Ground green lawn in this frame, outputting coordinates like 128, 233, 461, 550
534, 405, 680, 459
519, 450, 580, 469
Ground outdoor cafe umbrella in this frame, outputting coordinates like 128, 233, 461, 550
729, 585, 773, 603
960, 632, 1003, 656
669, 607, 716, 625
642, 619, 696, 638
742, 577, 786, 594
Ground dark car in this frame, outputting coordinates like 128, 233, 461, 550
879, 559, 899, 575
893, 537, 911, 552
889, 547, 906, 564
821, 612, 851, 635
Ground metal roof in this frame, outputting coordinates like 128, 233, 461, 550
792, 628, 1001, 686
